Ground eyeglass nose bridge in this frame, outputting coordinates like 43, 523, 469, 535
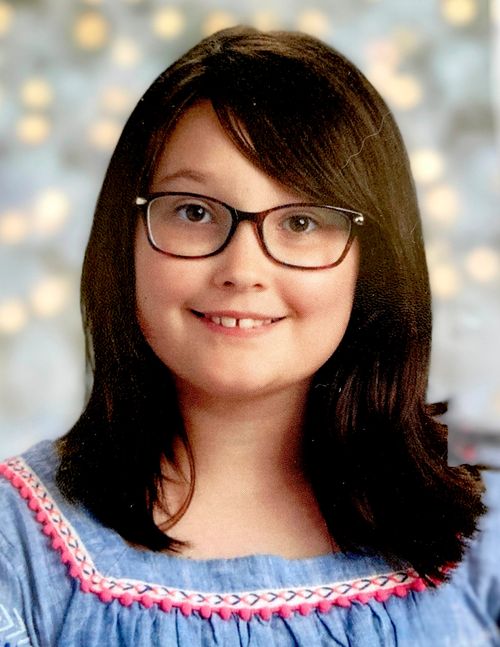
219, 206, 269, 255
229, 206, 266, 224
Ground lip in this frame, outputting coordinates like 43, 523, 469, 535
194, 309, 285, 321
190, 309, 286, 336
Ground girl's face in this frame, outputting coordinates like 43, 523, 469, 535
135, 101, 359, 401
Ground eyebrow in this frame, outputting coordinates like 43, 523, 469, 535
153, 169, 211, 186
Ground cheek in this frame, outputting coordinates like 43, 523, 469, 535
292, 258, 358, 324
135, 236, 176, 338
287, 253, 359, 364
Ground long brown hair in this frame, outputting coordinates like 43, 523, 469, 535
56, 26, 485, 581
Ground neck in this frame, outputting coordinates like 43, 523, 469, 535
156, 381, 338, 559
171, 381, 311, 494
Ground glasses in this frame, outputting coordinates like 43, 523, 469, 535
135, 192, 365, 270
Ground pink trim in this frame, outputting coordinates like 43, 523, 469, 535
0, 457, 429, 621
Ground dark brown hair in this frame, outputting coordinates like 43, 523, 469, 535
56, 26, 485, 581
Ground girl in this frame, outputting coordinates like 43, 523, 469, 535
0, 26, 498, 647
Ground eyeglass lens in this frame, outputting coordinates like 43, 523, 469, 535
147, 194, 352, 268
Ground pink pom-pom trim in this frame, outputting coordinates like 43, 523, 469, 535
238, 608, 252, 621
140, 595, 154, 609
200, 605, 212, 619
318, 600, 332, 613
119, 593, 134, 607
375, 589, 391, 603
259, 607, 272, 621
159, 598, 172, 612
218, 607, 232, 621
99, 590, 113, 603
80, 580, 91, 593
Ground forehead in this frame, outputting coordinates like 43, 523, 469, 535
150, 101, 304, 209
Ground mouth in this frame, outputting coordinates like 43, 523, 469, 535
191, 310, 285, 330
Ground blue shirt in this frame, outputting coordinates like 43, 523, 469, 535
0, 440, 499, 646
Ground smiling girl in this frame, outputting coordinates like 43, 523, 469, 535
0, 26, 498, 647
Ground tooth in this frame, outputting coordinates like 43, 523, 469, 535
220, 317, 237, 328
263, 319, 272, 325
252, 319, 264, 327
238, 318, 254, 329
210, 316, 221, 325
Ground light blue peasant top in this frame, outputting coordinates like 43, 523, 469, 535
0, 440, 499, 647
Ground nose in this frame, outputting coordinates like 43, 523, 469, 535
211, 221, 269, 290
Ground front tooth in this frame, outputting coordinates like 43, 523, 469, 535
238, 318, 255, 329
220, 316, 237, 328
210, 316, 222, 325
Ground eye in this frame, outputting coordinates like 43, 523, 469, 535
175, 203, 213, 223
281, 214, 318, 233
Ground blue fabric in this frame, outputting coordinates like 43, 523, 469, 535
0, 440, 499, 647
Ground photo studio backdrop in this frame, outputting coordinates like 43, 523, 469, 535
0, 0, 498, 462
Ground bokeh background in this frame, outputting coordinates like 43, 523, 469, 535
0, 0, 499, 462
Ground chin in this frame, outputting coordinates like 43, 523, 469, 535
173, 368, 291, 402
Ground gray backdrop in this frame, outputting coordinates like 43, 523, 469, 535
0, 0, 498, 462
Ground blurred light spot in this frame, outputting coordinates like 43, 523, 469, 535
0, 210, 29, 244
492, 0, 500, 22
88, 118, 121, 150
21, 78, 54, 109
296, 9, 329, 37
32, 189, 70, 235
111, 38, 142, 66
365, 63, 393, 89
441, 0, 477, 25
16, 114, 51, 145
410, 148, 445, 184
0, 299, 28, 334
364, 39, 400, 70
0, 1, 13, 35
392, 27, 421, 56
424, 184, 460, 224
430, 263, 461, 299
252, 10, 280, 31
29, 276, 70, 318
202, 11, 238, 36
73, 11, 109, 50
152, 7, 185, 38
465, 247, 500, 283
101, 86, 134, 114
384, 74, 423, 110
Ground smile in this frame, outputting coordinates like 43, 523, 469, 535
191, 311, 284, 330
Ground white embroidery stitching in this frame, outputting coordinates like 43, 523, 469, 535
0, 605, 32, 646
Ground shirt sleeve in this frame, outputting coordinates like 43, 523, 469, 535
0, 537, 34, 647
467, 469, 500, 626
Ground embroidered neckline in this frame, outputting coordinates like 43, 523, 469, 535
0, 457, 428, 621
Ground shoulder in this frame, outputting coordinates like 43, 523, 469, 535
0, 440, 59, 545
481, 468, 500, 521
474, 469, 500, 567
472, 469, 500, 559
0, 439, 69, 573
0, 440, 75, 646
458, 469, 500, 622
